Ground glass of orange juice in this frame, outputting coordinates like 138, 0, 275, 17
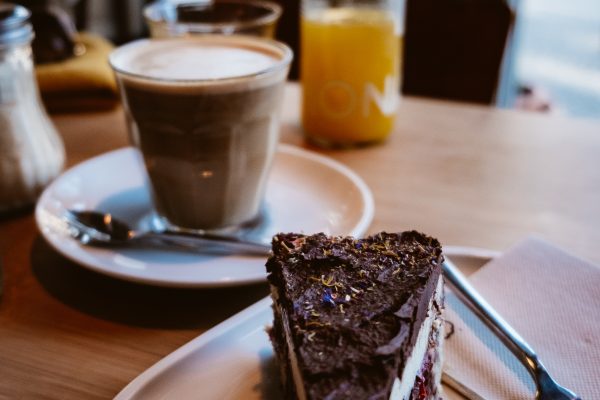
301, 0, 404, 147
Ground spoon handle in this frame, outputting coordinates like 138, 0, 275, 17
139, 229, 272, 256
442, 259, 545, 381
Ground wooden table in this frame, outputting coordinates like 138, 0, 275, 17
1, 84, 599, 399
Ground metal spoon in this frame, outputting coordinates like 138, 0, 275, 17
63, 210, 271, 255
61, 210, 583, 399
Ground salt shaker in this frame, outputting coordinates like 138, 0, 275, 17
0, 3, 65, 213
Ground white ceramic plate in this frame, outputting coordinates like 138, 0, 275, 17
114, 249, 494, 400
35, 144, 374, 288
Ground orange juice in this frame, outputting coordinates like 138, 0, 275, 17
301, 8, 401, 146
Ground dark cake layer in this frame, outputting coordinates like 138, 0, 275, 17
267, 231, 444, 400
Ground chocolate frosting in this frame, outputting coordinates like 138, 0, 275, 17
266, 231, 443, 400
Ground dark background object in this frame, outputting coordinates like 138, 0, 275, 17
403, 0, 514, 104
271, 0, 299, 79
16, 0, 80, 64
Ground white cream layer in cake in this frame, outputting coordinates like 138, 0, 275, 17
390, 275, 444, 400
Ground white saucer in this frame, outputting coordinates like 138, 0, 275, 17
35, 145, 374, 287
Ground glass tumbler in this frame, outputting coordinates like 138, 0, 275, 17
144, 0, 283, 39
301, 0, 404, 147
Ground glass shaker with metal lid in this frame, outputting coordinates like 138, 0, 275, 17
0, 3, 65, 213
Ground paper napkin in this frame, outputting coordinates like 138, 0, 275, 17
444, 237, 600, 399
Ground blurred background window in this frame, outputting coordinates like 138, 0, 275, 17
508, 0, 600, 117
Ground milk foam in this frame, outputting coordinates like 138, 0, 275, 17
111, 37, 283, 80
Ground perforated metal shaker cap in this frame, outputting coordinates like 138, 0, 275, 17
0, 3, 33, 46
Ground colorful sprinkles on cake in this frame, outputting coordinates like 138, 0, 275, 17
266, 231, 445, 400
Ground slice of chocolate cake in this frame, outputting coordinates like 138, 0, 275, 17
266, 231, 444, 400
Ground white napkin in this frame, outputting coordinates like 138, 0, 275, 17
443, 237, 600, 399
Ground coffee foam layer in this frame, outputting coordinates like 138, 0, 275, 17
110, 36, 291, 93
